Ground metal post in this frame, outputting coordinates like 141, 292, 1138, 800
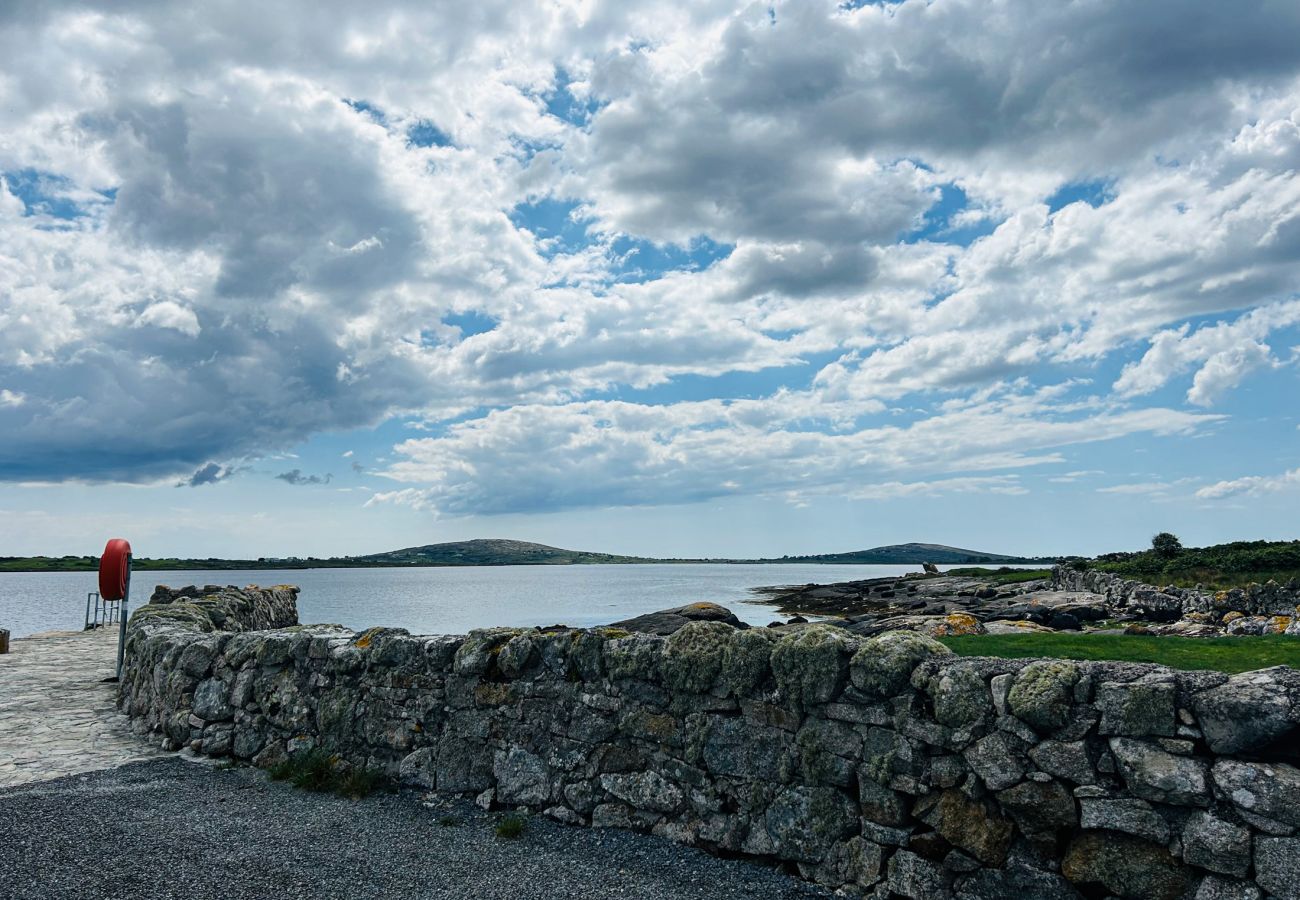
115, 555, 131, 681
85, 591, 94, 630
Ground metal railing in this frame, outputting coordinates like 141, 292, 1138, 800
84, 591, 121, 630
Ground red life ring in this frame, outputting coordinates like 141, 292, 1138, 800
99, 538, 132, 601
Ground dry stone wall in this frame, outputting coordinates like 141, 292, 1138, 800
1054, 566, 1300, 635
120, 584, 1300, 899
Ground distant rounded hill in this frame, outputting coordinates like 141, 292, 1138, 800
771, 543, 1040, 565
350, 539, 651, 567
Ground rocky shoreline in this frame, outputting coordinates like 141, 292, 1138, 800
751, 567, 1300, 639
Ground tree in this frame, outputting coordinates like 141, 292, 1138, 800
1151, 532, 1183, 559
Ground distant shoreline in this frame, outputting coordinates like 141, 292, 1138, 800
0, 557, 1054, 573
2, 538, 1053, 573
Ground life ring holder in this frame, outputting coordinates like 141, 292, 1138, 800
98, 538, 133, 680
99, 538, 132, 602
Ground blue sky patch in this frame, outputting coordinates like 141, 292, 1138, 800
442, 310, 499, 337
608, 235, 734, 283
2, 169, 99, 219
510, 198, 593, 257
1047, 179, 1113, 213
407, 120, 452, 148
905, 183, 998, 247
543, 68, 605, 126
344, 98, 386, 124
602, 350, 841, 407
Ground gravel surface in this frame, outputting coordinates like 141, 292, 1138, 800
0, 757, 830, 899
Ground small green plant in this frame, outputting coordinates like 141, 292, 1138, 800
268, 748, 389, 799
336, 766, 390, 800
495, 812, 527, 839
438, 815, 462, 827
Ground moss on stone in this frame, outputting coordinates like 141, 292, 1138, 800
849, 631, 951, 698
929, 664, 991, 728
722, 628, 777, 697
1007, 660, 1078, 732
662, 621, 735, 694
604, 633, 665, 682
771, 625, 853, 707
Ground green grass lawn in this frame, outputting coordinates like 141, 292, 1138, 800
937, 632, 1300, 674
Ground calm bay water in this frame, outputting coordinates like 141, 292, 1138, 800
0, 563, 939, 639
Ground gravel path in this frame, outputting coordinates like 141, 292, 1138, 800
0, 758, 830, 900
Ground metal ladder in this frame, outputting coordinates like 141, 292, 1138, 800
84, 591, 121, 630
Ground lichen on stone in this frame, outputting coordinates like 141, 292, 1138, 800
604, 632, 665, 682
453, 628, 525, 676
661, 621, 735, 694
849, 630, 951, 698
721, 628, 777, 697
1007, 660, 1079, 732
496, 634, 537, 679
928, 663, 991, 728
932, 613, 985, 636
771, 625, 854, 707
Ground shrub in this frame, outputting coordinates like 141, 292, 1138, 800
269, 748, 389, 799
1151, 532, 1183, 559
495, 812, 527, 839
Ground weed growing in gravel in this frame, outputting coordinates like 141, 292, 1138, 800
336, 766, 390, 800
495, 813, 527, 839
269, 749, 389, 799
438, 815, 462, 827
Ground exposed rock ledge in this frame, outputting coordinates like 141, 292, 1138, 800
756, 566, 1300, 639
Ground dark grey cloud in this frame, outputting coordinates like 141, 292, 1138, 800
275, 469, 333, 486
90, 93, 424, 300
179, 462, 240, 487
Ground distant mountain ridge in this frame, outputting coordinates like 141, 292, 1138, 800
1, 539, 1050, 571
765, 542, 1041, 565
351, 539, 653, 567
342, 539, 1044, 566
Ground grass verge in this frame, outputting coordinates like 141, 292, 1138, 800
268, 748, 389, 799
944, 567, 1053, 585
937, 632, 1300, 674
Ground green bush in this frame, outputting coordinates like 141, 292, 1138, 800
1090, 539, 1300, 589
1151, 532, 1183, 559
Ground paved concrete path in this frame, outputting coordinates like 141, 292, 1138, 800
0, 628, 162, 788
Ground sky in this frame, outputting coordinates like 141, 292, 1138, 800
1, 0, 1299, 560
